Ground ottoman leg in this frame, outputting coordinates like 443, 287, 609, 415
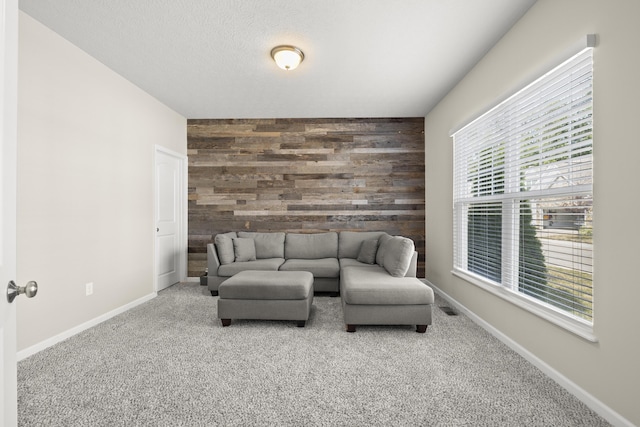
346, 324, 356, 333
416, 325, 428, 333
221, 319, 231, 327
296, 320, 306, 328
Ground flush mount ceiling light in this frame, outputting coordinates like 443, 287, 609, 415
271, 45, 305, 71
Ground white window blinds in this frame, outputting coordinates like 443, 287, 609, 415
453, 48, 594, 323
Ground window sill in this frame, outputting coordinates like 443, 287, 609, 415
451, 269, 598, 342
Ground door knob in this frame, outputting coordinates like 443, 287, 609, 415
7, 280, 38, 303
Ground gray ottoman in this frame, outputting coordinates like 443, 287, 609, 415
218, 270, 314, 327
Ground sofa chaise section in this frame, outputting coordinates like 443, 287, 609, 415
341, 266, 434, 333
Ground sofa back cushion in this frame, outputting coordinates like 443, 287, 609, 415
214, 232, 237, 265
237, 232, 285, 259
376, 233, 394, 266
338, 231, 389, 259
285, 232, 338, 259
381, 236, 415, 277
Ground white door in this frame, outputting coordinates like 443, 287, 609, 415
155, 148, 185, 291
1, 0, 19, 425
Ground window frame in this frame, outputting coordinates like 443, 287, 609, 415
451, 45, 596, 342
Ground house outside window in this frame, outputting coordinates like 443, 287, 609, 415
452, 47, 594, 327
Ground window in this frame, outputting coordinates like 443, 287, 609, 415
452, 48, 594, 326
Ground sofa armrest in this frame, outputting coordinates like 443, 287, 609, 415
405, 251, 418, 278
207, 243, 221, 276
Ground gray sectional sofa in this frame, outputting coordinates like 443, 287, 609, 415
206, 231, 434, 332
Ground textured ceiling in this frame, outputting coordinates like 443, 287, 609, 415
19, 0, 536, 119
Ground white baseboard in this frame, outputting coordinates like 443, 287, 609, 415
186, 276, 201, 283
17, 292, 157, 361
426, 280, 635, 427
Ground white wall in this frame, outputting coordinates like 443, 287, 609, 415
424, 1, 640, 425
16, 12, 186, 351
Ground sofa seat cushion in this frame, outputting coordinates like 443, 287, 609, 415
341, 266, 434, 305
219, 271, 313, 300
339, 258, 381, 269
218, 258, 285, 277
279, 258, 340, 278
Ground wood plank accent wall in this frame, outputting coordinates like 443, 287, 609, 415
187, 118, 426, 277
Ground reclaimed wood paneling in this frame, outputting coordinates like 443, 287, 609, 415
188, 118, 426, 277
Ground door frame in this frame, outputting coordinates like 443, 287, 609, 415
1, 0, 19, 424
153, 145, 187, 292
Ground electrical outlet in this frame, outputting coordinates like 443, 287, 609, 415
86, 282, 94, 296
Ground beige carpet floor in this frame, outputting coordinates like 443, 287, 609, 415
17, 282, 610, 426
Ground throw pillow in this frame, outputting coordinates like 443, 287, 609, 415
382, 236, 414, 277
237, 232, 285, 258
338, 231, 387, 259
356, 238, 378, 264
233, 238, 257, 262
214, 234, 235, 265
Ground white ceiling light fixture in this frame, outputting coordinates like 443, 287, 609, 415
271, 45, 305, 71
